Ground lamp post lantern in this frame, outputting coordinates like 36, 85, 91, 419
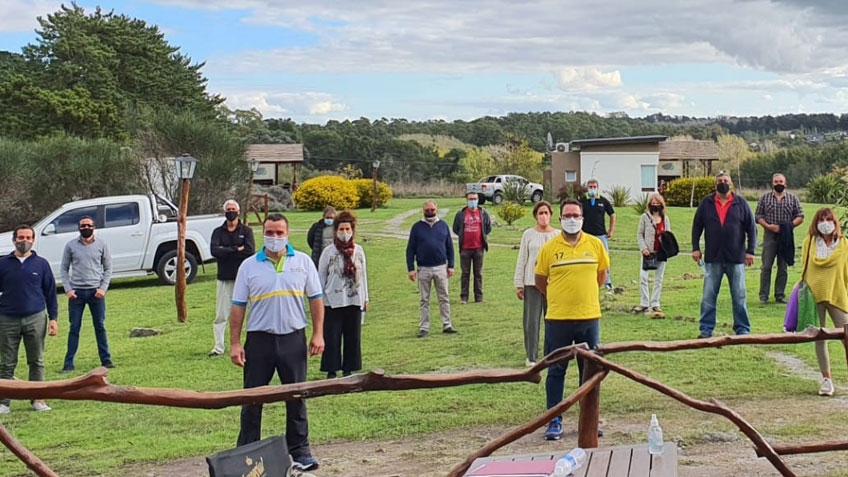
371, 159, 380, 213
173, 153, 198, 323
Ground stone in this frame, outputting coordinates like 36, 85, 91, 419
130, 327, 163, 338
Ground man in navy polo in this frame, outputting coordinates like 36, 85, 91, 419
229, 213, 324, 471
0, 225, 59, 413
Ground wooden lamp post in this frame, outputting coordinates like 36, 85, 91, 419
172, 153, 198, 323
371, 159, 380, 213
243, 158, 259, 223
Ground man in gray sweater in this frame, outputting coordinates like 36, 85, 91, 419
60, 216, 113, 372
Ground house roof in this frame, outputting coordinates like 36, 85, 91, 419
570, 135, 668, 147
245, 144, 304, 163
658, 140, 719, 161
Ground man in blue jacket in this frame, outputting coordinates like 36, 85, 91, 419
691, 172, 757, 338
0, 225, 59, 413
406, 200, 456, 338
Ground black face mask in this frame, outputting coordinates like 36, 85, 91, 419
716, 183, 730, 194
649, 205, 662, 213
773, 184, 785, 193
225, 211, 239, 222
79, 228, 93, 238
424, 211, 436, 218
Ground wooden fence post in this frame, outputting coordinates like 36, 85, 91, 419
577, 358, 602, 448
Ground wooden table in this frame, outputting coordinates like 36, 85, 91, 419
464, 443, 678, 476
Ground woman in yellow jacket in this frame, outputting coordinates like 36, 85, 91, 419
801, 207, 848, 397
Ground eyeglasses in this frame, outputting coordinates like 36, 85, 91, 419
79, 224, 94, 229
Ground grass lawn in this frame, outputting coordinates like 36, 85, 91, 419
0, 197, 845, 476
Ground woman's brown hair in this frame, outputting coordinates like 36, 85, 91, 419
807, 207, 842, 239
532, 200, 552, 218
333, 210, 357, 232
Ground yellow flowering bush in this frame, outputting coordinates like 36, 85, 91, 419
352, 178, 393, 208
293, 176, 360, 211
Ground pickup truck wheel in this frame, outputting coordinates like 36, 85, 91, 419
492, 193, 503, 205
156, 250, 198, 286
531, 190, 543, 203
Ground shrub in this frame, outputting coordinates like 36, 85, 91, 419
663, 177, 717, 207
806, 174, 844, 204
352, 178, 393, 208
631, 193, 649, 215
605, 185, 631, 207
502, 180, 525, 204
293, 175, 359, 211
497, 202, 526, 226
556, 182, 588, 202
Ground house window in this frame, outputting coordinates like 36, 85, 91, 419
641, 165, 657, 192
565, 170, 577, 182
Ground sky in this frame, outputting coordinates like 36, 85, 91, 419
2, 0, 848, 124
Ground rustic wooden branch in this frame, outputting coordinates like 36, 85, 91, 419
756, 439, 848, 457
447, 369, 608, 477
571, 348, 795, 477
597, 327, 841, 355
577, 359, 602, 449
0, 423, 57, 477
0, 367, 542, 408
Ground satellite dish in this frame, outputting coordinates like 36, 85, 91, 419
546, 132, 554, 151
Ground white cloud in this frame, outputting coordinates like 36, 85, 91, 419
0, 0, 61, 33
555, 67, 622, 92
222, 91, 346, 119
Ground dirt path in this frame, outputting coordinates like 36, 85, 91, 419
134, 350, 848, 477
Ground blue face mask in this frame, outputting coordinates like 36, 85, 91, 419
324, 218, 333, 226
467, 200, 478, 209
587, 188, 598, 197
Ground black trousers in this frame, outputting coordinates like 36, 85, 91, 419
237, 329, 311, 459
320, 305, 362, 374
460, 248, 485, 301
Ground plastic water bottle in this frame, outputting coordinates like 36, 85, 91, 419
551, 448, 587, 477
698, 259, 705, 270
648, 414, 664, 455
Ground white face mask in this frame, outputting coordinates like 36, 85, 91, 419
337, 231, 353, 242
818, 221, 836, 235
561, 218, 583, 234
264, 236, 288, 252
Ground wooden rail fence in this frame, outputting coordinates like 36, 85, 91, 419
1, 326, 845, 476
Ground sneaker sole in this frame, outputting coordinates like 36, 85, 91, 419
544, 435, 562, 441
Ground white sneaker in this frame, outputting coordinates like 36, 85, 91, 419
819, 378, 835, 396
0, 404, 9, 414
525, 359, 536, 368
31, 400, 51, 411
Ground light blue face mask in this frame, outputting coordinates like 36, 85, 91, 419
467, 200, 478, 209
264, 236, 288, 252
587, 188, 598, 197
324, 218, 334, 226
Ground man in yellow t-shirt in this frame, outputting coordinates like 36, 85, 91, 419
534, 199, 609, 441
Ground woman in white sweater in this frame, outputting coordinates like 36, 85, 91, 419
513, 201, 559, 367
318, 211, 369, 379
635, 193, 671, 318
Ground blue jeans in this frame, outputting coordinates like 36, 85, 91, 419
544, 319, 600, 412
699, 263, 750, 336
64, 288, 111, 368
596, 234, 612, 286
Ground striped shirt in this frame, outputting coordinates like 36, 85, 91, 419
232, 244, 323, 335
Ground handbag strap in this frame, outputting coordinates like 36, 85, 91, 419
802, 236, 812, 280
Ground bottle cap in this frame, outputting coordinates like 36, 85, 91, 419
651, 414, 658, 425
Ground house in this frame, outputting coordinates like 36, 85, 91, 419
244, 144, 305, 186
550, 136, 719, 202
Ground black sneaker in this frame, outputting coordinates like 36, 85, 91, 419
442, 326, 458, 334
102, 361, 116, 369
417, 329, 429, 338
60, 366, 74, 374
326, 372, 337, 379
697, 333, 712, 339
776, 297, 787, 304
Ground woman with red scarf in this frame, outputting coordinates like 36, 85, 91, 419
317, 211, 369, 379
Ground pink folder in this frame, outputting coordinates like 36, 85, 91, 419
467, 459, 556, 476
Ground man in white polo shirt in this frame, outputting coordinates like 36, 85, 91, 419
229, 213, 325, 472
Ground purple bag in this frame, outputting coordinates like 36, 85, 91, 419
783, 282, 801, 332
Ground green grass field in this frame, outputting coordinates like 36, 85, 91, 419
0, 197, 844, 476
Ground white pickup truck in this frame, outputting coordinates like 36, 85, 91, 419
0, 194, 222, 286
466, 175, 544, 205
